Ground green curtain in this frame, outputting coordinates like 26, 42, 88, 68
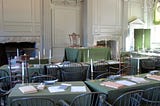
134, 29, 151, 51
134, 29, 143, 51
144, 29, 151, 49
153, 1, 160, 24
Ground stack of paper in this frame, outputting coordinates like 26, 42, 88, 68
129, 77, 148, 83
19, 86, 37, 94
48, 86, 65, 93
100, 81, 125, 89
146, 75, 160, 81
71, 86, 86, 92
116, 80, 137, 86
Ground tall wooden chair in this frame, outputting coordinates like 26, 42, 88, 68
60, 62, 88, 81
0, 69, 12, 106
142, 86, 160, 106
112, 90, 144, 106
59, 92, 111, 106
140, 59, 156, 73
92, 60, 110, 79
10, 97, 56, 106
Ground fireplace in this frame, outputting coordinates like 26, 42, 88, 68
5, 42, 36, 58
0, 42, 36, 66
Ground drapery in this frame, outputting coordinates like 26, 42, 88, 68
153, 0, 160, 24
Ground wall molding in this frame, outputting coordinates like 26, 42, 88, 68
51, 0, 84, 6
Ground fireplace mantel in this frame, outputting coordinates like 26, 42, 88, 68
0, 36, 40, 43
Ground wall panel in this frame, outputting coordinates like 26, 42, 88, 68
0, 0, 41, 51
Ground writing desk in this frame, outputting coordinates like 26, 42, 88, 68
63, 47, 111, 62
131, 57, 149, 74
85, 74, 160, 104
8, 81, 91, 105
0, 65, 44, 82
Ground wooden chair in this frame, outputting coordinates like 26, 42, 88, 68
155, 58, 160, 70
95, 72, 116, 79
120, 52, 132, 67
142, 86, 160, 106
0, 69, 12, 106
31, 75, 57, 83
60, 62, 88, 81
44, 64, 61, 81
117, 66, 136, 75
8, 56, 29, 87
0, 89, 10, 106
69, 32, 80, 47
59, 92, 111, 106
10, 97, 56, 106
112, 90, 144, 106
0, 69, 12, 90
92, 60, 110, 79
140, 59, 156, 73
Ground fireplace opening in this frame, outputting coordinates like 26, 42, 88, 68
0, 42, 36, 66
5, 42, 36, 58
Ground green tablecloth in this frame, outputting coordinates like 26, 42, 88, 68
8, 81, 91, 105
29, 58, 49, 64
85, 74, 160, 104
131, 57, 149, 74
63, 47, 111, 62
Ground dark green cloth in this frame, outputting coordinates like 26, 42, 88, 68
85, 74, 160, 104
0, 65, 44, 82
131, 57, 150, 74
134, 29, 151, 51
63, 47, 111, 62
29, 58, 49, 64
8, 81, 91, 105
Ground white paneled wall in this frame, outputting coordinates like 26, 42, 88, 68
46, 0, 83, 60
0, 0, 41, 48
128, 0, 143, 21
0, 0, 127, 60
90, 0, 123, 58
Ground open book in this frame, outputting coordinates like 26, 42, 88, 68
146, 75, 160, 81
100, 81, 125, 89
19, 85, 37, 94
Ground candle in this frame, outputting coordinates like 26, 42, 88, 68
90, 59, 93, 72
38, 51, 41, 60
90, 59, 93, 79
49, 49, 52, 59
49, 49, 52, 64
22, 62, 25, 84
137, 59, 140, 75
43, 48, 45, 57
87, 49, 90, 59
17, 48, 19, 57
38, 51, 41, 65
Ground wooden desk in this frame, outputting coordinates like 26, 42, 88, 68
131, 57, 149, 74
0, 65, 45, 82
63, 47, 111, 62
8, 81, 91, 105
28, 58, 49, 64
85, 74, 160, 104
